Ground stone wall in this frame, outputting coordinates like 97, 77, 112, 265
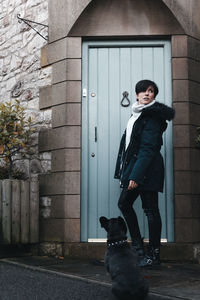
0, 0, 52, 177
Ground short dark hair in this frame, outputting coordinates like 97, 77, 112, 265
135, 80, 159, 98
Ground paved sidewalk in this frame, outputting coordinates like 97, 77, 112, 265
1, 256, 200, 300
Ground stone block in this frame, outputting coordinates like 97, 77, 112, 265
52, 60, 67, 84
41, 45, 49, 67
175, 171, 200, 195
188, 36, 200, 62
174, 148, 190, 171
172, 58, 188, 80
64, 243, 106, 260
64, 219, 80, 242
52, 81, 81, 105
191, 172, 200, 194
39, 126, 81, 151
40, 218, 81, 243
173, 125, 196, 148
160, 243, 196, 262
39, 172, 80, 195
50, 195, 80, 218
189, 81, 200, 104
41, 37, 82, 66
175, 195, 193, 218
173, 125, 190, 148
189, 103, 200, 126
40, 219, 65, 242
175, 218, 194, 243
172, 80, 189, 102
192, 219, 200, 241
52, 103, 81, 127
66, 59, 81, 81
172, 35, 188, 57
173, 102, 189, 125
190, 149, 200, 171
174, 148, 200, 172
52, 59, 81, 84
39, 85, 52, 109
52, 149, 81, 172
192, 196, 200, 218
188, 59, 200, 83
174, 171, 192, 194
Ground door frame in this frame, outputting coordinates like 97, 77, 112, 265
81, 39, 174, 242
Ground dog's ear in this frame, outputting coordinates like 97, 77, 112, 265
99, 216, 109, 231
118, 216, 127, 234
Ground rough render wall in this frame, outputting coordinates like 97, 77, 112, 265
0, 0, 52, 218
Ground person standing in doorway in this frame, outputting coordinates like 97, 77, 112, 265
114, 80, 175, 267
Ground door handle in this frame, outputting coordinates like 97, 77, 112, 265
95, 127, 97, 142
121, 91, 130, 107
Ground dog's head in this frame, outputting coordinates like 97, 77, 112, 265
99, 216, 127, 239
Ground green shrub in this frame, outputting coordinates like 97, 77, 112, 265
0, 100, 35, 179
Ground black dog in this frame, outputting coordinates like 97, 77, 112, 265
100, 216, 149, 300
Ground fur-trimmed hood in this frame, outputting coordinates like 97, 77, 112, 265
142, 101, 175, 121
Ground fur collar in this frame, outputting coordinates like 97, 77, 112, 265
142, 101, 175, 121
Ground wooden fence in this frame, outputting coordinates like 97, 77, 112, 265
0, 178, 39, 244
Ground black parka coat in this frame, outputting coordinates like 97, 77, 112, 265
114, 102, 175, 192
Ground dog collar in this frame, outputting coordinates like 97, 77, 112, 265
107, 239, 128, 248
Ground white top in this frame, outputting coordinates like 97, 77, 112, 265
125, 100, 156, 150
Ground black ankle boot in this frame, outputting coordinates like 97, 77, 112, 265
139, 245, 160, 267
131, 238, 145, 257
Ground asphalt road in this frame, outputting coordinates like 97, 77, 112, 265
0, 262, 113, 300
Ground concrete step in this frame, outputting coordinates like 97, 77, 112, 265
62, 242, 200, 263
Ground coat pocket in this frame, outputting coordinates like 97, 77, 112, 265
121, 155, 137, 182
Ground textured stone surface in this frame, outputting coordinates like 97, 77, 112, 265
41, 37, 81, 67
39, 172, 81, 196
40, 218, 80, 242
39, 126, 81, 151
52, 103, 81, 127
0, 0, 52, 178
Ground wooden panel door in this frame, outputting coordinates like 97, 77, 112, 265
82, 40, 174, 242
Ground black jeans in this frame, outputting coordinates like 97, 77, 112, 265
118, 188, 162, 249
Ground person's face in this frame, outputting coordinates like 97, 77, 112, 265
136, 86, 155, 105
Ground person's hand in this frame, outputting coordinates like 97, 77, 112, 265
128, 180, 138, 190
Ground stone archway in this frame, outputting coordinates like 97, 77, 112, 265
68, 0, 184, 37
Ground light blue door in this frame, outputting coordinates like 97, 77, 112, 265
82, 40, 174, 242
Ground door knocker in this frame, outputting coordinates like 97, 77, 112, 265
120, 91, 130, 107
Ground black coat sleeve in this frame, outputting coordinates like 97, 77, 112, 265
128, 118, 164, 184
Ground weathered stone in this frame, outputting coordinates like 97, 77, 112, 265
39, 242, 63, 257
0, 0, 50, 192
40, 196, 52, 207
11, 80, 24, 97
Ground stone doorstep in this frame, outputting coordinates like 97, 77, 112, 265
61, 242, 200, 263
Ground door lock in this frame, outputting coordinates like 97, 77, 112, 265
91, 153, 95, 157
